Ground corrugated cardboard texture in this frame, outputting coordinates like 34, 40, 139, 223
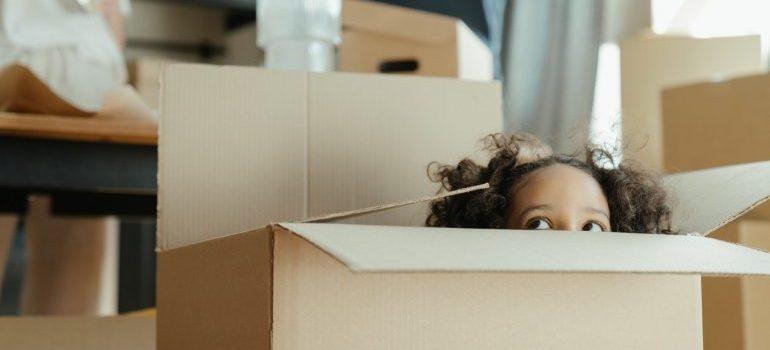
158, 65, 308, 250
281, 223, 770, 275
0, 316, 155, 350
662, 161, 770, 235
662, 73, 770, 219
273, 229, 703, 349
740, 220, 770, 350
620, 35, 761, 171
306, 72, 499, 226
157, 227, 272, 350
159, 64, 500, 250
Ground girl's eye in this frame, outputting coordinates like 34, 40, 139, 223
582, 222, 605, 232
525, 218, 552, 230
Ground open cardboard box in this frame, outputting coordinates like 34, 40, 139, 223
158, 160, 770, 349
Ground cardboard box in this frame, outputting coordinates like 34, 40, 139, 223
703, 220, 770, 350
124, 0, 226, 62
662, 73, 770, 219
158, 64, 501, 250
0, 316, 155, 350
619, 35, 762, 171
158, 161, 770, 349
662, 73, 770, 349
338, 0, 493, 80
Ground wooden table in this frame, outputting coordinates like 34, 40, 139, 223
0, 111, 156, 145
0, 111, 157, 216
0, 111, 159, 313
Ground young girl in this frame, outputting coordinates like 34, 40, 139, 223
427, 133, 672, 234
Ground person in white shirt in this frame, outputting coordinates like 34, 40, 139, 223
0, 0, 130, 315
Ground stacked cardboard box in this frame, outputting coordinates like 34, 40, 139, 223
225, 1, 493, 80
662, 73, 770, 350
338, 0, 493, 80
619, 34, 762, 171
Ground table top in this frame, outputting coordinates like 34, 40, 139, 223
0, 111, 158, 146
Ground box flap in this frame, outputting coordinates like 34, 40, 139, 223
663, 161, 770, 236
299, 183, 489, 223
158, 64, 308, 250
279, 223, 770, 276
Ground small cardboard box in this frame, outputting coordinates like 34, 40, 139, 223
158, 161, 770, 349
619, 34, 762, 171
338, 0, 493, 80
0, 316, 155, 350
158, 64, 501, 250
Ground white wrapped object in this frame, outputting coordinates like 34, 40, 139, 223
257, 0, 341, 72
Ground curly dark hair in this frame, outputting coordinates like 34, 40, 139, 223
426, 133, 672, 234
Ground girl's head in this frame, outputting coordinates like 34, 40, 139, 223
426, 133, 672, 234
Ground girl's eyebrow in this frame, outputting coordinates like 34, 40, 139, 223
584, 206, 610, 220
519, 204, 553, 218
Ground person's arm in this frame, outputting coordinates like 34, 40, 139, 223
98, 0, 126, 47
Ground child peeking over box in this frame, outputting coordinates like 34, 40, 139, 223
426, 134, 672, 234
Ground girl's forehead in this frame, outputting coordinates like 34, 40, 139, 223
510, 164, 608, 208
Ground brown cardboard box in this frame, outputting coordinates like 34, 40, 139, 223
0, 316, 155, 350
703, 220, 770, 350
620, 35, 762, 171
662, 74, 770, 349
339, 0, 493, 80
157, 63, 770, 349
662, 73, 770, 217
158, 63, 501, 250
157, 161, 770, 349
662, 73, 770, 177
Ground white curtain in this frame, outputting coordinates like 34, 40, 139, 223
500, 0, 604, 153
